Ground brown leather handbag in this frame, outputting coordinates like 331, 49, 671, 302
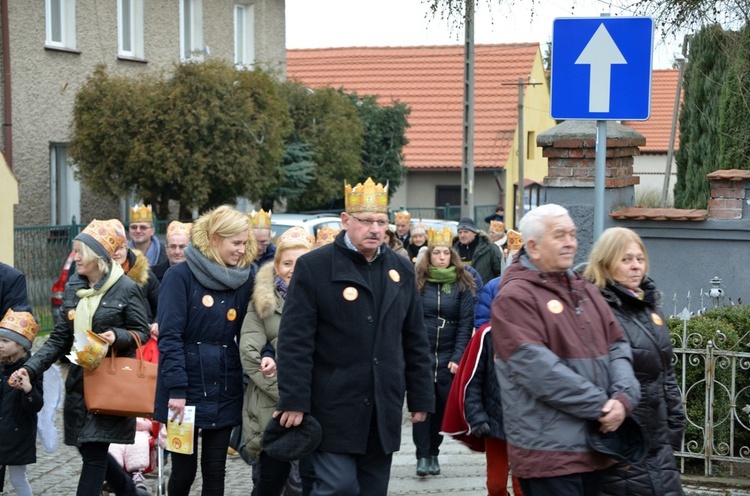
83, 331, 157, 417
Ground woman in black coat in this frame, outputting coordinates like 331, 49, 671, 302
585, 227, 685, 496
13, 219, 151, 496
413, 227, 475, 477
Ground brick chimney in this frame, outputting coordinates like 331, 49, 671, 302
706, 169, 750, 219
537, 120, 644, 188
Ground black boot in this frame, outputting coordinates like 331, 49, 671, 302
416, 457, 430, 476
428, 455, 440, 475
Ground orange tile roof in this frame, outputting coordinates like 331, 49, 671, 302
622, 69, 681, 153
286, 44, 540, 170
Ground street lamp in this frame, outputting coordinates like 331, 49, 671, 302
708, 276, 724, 307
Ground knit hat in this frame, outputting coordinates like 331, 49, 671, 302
262, 414, 323, 462
75, 219, 122, 262
457, 217, 478, 234
0, 308, 40, 351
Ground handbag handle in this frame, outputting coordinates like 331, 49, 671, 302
106, 330, 148, 378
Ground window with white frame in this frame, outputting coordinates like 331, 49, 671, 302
45, 0, 77, 49
180, 0, 204, 61
234, 4, 255, 68
118, 0, 144, 59
50, 144, 81, 225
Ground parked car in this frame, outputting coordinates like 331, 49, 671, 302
411, 218, 459, 236
270, 213, 343, 239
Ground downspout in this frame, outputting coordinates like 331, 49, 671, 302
1, 0, 12, 170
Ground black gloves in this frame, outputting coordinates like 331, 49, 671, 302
472, 422, 491, 438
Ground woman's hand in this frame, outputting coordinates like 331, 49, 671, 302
149, 323, 159, 339
448, 361, 459, 374
99, 330, 116, 346
260, 357, 277, 378
168, 398, 187, 423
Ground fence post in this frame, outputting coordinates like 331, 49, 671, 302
705, 339, 715, 476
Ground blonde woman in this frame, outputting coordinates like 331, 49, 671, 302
585, 227, 685, 496
155, 205, 257, 496
240, 226, 315, 495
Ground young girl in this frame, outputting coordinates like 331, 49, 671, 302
0, 308, 43, 496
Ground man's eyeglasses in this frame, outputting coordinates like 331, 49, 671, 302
257, 241, 271, 247
129, 224, 153, 231
167, 244, 188, 250
350, 215, 388, 227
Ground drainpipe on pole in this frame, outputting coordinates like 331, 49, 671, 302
1, 0, 12, 170
661, 36, 690, 207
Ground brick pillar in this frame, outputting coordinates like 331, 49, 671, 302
706, 169, 750, 219
538, 120, 644, 188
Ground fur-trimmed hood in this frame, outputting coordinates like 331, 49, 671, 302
126, 249, 150, 287
251, 262, 280, 320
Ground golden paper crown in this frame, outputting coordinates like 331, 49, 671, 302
0, 309, 40, 347
489, 220, 505, 234
394, 210, 411, 224
410, 223, 427, 235
345, 178, 388, 214
75, 329, 109, 370
130, 204, 154, 224
249, 209, 272, 230
107, 219, 127, 248
277, 226, 315, 251
79, 219, 123, 258
167, 221, 193, 240
427, 227, 454, 248
315, 226, 340, 248
506, 229, 524, 251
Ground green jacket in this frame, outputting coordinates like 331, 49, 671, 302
454, 232, 503, 285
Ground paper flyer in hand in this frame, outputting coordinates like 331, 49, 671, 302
166, 406, 196, 455
66, 329, 109, 370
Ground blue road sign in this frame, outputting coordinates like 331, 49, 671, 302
551, 17, 654, 120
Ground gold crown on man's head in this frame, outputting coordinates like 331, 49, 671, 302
345, 178, 388, 214
130, 204, 154, 224
249, 209, 272, 230
427, 227, 454, 248
394, 210, 411, 224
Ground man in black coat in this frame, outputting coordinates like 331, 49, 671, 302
275, 178, 434, 496
0, 262, 29, 315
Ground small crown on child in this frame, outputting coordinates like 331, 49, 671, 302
0, 309, 40, 347
345, 178, 388, 214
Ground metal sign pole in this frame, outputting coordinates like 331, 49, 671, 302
594, 120, 607, 240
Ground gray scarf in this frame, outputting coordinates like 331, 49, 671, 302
185, 244, 251, 291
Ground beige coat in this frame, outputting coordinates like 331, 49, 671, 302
240, 262, 283, 461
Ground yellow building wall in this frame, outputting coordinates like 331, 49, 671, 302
502, 49, 557, 229
0, 155, 19, 264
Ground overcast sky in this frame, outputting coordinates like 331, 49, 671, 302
285, 0, 687, 69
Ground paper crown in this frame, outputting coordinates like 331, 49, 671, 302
167, 221, 193, 239
394, 210, 411, 224
489, 220, 505, 234
315, 226, 340, 248
130, 204, 154, 224
74, 329, 109, 370
506, 229, 524, 250
345, 178, 388, 214
249, 209, 272, 230
107, 219, 128, 248
77, 219, 122, 259
277, 226, 315, 251
428, 227, 454, 248
410, 223, 427, 235
0, 309, 40, 348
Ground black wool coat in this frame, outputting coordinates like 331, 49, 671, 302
24, 271, 150, 447
0, 353, 43, 465
276, 232, 435, 455
599, 278, 685, 496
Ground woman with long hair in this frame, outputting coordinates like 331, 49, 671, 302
585, 227, 685, 496
412, 227, 475, 477
154, 205, 257, 496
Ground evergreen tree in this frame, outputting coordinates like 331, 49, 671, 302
718, 25, 750, 171
259, 142, 317, 211
674, 25, 730, 208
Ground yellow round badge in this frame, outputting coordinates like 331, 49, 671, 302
343, 287, 359, 301
67, 309, 76, 321
202, 295, 214, 307
651, 313, 663, 326
547, 299, 564, 314
389, 269, 401, 283
227, 308, 237, 322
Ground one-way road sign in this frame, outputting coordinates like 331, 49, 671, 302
551, 17, 654, 121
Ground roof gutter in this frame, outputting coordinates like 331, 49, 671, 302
1, 0, 12, 170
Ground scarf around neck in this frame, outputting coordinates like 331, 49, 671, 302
74, 261, 124, 337
129, 235, 162, 267
275, 276, 288, 300
185, 244, 251, 291
428, 266, 457, 294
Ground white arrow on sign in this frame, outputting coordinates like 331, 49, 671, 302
575, 23, 627, 113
